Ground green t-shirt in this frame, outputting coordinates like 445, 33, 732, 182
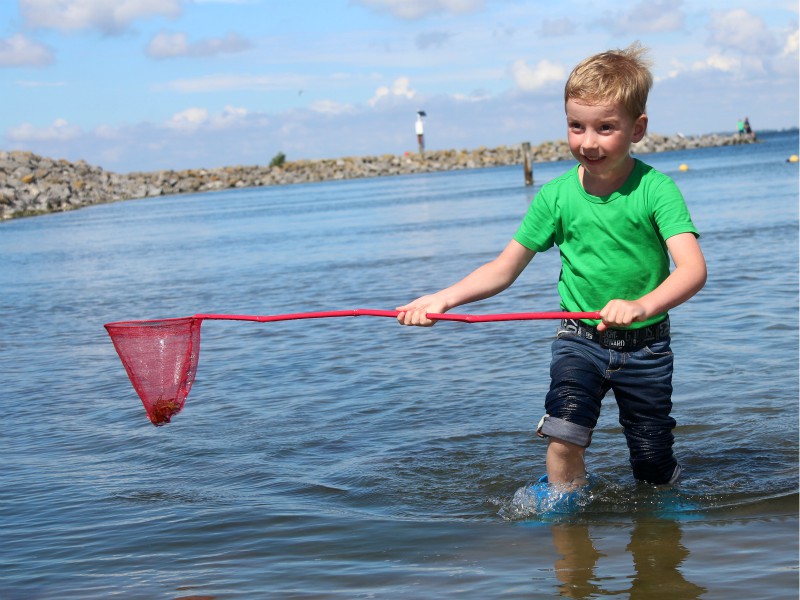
513, 159, 699, 328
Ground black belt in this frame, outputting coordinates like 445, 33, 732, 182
559, 317, 670, 352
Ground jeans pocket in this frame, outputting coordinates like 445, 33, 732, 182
556, 321, 580, 339
640, 338, 673, 358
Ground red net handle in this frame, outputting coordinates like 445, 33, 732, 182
105, 309, 602, 426
193, 309, 602, 323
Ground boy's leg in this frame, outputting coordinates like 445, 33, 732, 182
546, 438, 588, 487
611, 338, 679, 485
540, 335, 609, 486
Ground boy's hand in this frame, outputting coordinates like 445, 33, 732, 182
598, 299, 647, 331
396, 295, 449, 327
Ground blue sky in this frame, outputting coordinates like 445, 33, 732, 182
1, 0, 797, 173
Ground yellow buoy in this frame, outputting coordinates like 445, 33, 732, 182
678, 164, 689, 172
788, 155, 799, 163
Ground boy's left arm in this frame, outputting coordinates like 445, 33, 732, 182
597, 232, 707, 331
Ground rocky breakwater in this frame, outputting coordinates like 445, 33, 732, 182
1, 132, 752, 220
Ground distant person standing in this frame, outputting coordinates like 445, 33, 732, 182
743, 117, 756, 140
737, 118, 745, 136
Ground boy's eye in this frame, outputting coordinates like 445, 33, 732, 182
568, 122, 583, 131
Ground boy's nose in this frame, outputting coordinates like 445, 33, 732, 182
581, 131, 599, 153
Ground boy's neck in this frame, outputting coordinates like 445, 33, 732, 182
579, 155, 636, 196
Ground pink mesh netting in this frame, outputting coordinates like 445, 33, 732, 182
105, 317, 201, 425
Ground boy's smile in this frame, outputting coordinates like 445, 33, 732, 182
565, 99, 647, 196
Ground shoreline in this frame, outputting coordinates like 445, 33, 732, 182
0, 132, 755, 221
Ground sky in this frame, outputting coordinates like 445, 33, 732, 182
1, 0, 798, 173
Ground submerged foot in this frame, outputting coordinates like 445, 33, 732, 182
526, 475, 589, 514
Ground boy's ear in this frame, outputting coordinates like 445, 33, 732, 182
632, 114, 648, 142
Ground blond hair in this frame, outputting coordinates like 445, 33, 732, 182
564, 42, 653, 119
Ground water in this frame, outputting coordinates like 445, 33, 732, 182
1, 131, 797, 599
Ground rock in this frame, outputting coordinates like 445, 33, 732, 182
0, 132, 755, 220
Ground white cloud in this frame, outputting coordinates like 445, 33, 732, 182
369, 87, 389, 106
673, 49, 769, 80
146, 32, 188, 58
782, 28, 799, 57
510, 58, 565, 92
146, 31, 252, 59
450, 90, 493, 102
391, 77, 416, 98
353, 0, 484, 20
94, 124, 121, 139
608, 0, 684, 35
451, 90, 492, 102
165, 105, 250, 132
0, 34, 54, 67
20, 0, 183, 34
707, 9, 777, 55
165, 107, 209, 131
368, 77, 417, 106
693, 53, 742, 73
310, 100, 355, 115
7, 118, 82, 142
212, 105, 249, 128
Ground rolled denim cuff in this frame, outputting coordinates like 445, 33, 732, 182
539, 416, 593, 448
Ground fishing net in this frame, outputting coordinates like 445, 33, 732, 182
104, 309, 602, 427
105, 317, 201, 426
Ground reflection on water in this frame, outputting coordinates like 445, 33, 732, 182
550, 519, 706, 599
551, 523, 606, 598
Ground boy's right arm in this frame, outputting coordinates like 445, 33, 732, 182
396, 240, 535, 326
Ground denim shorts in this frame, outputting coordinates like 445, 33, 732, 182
538, 323, 680, 484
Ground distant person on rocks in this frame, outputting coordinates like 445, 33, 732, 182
743, 117, 756, 140
737, 118, 745, 136
396, 42, 707, 509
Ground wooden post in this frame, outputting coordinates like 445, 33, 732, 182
522, 142, 534, 186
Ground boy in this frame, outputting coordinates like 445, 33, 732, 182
396, 43, 707, 499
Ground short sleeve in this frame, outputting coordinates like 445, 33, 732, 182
514, 188, 558, 252
649, 175, 700, 241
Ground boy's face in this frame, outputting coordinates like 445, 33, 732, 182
565, 98, 647, 191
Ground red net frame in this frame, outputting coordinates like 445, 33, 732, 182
105, 317, 201, 426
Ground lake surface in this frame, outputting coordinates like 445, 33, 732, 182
1, 130, 798, 599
